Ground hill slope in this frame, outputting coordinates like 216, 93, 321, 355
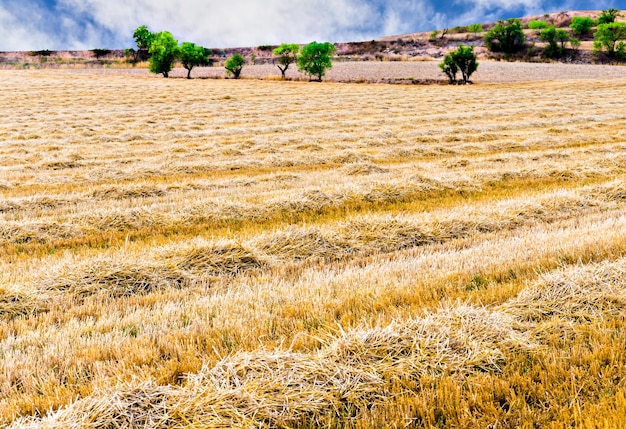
0, 10, 618, 67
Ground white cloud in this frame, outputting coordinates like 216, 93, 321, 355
445, 0, 548, 29
54, 0, 386, 47
50, 0, 439, 48
0, 4, 53, 50
456, 0, 542, 9
380, 0, 437, 35
0, 0, 597, 51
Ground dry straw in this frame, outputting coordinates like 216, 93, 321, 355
14, 256, 626, 427
501, 257, 626, 323
3, 72, 626, 427
0, 288, 43, 319
9, 305, 533, 428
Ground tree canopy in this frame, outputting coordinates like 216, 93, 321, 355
570, 16, 595, 36
484, 19, 526, 54
540, 26, 575, 58
273, 43, 300, 79
179, 42, 208, 79
597, 8, 620, 25
133, 25, 155, 51
148, 31, 179, 78
225, 54, 245, 79
594, 22, 626, 61
297, 41, 336, 82
439, 44, 478, 84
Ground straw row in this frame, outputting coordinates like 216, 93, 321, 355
9, 305, 532, 429
13, 254, 626, 428
20, 182, 622, 313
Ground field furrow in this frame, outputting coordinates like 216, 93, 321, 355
1, 69, 626, 427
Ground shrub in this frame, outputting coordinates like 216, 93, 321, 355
439, 54, 458, 83
123, 48, 137, 63
529, 20, 548, 30
570, 16, 595, 36
597, 8, 620, 25
484, 19, 526, 54
439, 44, 478, 84
225, 53, 245, 79
540, 26, 573, 58
91, 49, 111, 59
202, 48, 213, 66
468, 24, 483, 33
29, 50, 51, 57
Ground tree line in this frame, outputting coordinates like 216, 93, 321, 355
481, 9, 626, 61
440, 8, 626, 84
129, 9, 624, 85
129, 25, 337, 81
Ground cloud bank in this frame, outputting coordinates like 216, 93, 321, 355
0, 0, 614, 50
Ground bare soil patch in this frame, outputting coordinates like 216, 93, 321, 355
39, 60, 626, 84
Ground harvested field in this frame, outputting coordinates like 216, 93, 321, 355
8, 60, 626, 83
1, 69, 626, 428
173, 61, 626, 83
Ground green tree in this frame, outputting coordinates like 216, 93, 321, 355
597, 8, 620, 25
540, 26, 573, 58
179, 42, 208, 79
594, 22, 626, 60
225, 53, 245, 78
273, 43, 300, 79
133, 25, 155, 50
570, 16, 595, 36
439, 44, 478, 84
297, 41, 336, 82
484, 19, 526, 54
132, 25, 155, 62
148, 31, 179, 78
439, 53, 458, 83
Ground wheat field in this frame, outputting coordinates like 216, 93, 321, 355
1, 68, 626, 428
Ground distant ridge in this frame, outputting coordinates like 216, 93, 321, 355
0, 10, 619, 66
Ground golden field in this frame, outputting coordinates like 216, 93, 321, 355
1, 68, 626, 428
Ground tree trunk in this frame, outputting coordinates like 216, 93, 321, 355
187, 68, 192, 79
278, 65, 287, 79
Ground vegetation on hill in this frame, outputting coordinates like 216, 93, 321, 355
483, 18, 526, 54
594, 22, 626, 60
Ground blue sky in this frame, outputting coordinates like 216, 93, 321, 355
0, 0, 619, 50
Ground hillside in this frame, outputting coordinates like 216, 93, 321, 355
0, 10, 618, 69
